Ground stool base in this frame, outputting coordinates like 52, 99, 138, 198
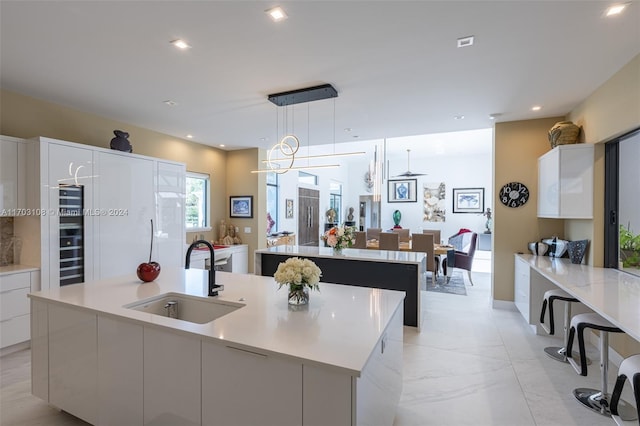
544, 346, 591, 365
573, 388, 637, 420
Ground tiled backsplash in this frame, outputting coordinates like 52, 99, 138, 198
1, 217, 15, 266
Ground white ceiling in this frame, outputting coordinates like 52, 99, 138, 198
1, 1, 638, 159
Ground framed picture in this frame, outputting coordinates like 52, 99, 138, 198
452, 188, 484, 213
388, 179, 417, 203
230, 195, 253, 218
285, 199, 294, 218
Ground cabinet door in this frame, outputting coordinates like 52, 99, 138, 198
156, 161, 185, 269
202, 342, 303, 426
49, 304, 97, 425
514, 257, 531, 321
537, 148, 559, 217
97, 316, 143, 425
144, 326, 201, 426
0, 138, 18, 211
94, 152, 155, 280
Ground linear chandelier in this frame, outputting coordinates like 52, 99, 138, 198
250, 83, 363, 174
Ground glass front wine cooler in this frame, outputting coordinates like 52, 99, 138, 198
59, 184, 85, 286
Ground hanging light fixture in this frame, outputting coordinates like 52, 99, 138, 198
393, 149, 428, 177
250, 84, 364, 174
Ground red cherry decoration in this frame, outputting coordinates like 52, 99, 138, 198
138, 219, 161, 282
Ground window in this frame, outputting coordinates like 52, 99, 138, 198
266, 172, 278, 234
185, 172, 210, 231
329, 181, 342, 224
605, 128, 640, 277
298, 171, 318, 186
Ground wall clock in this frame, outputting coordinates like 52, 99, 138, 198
499, 182, 529, 208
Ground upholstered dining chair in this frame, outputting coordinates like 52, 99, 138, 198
411, 233, 438, 285
422, 229, 441, 245
392, 228, 410, 243
447, 232, 478, 285
366, 227, 382, 241
352, 231, 367, 249
379, 232, 399, 251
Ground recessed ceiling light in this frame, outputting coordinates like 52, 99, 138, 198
344, 128, 352, 132
170, 39, 191, 50
606, 3, 628, 16
186, 134, 193, 139
531, 105, 542, 111
454, 115, 465, 120
265, 6, 288, 22
457, 36, 474, 48
219, 144, 225, 148
489, 113, 502, 120
163, 100, 177, 106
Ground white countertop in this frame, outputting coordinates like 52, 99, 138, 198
29, 268, 405, 376
255, 245, 426, 264
0, 264, 40, 276
516, 254, 640, 341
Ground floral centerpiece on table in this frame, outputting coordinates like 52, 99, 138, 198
322, 225, 356, 252
274, 257, 322, 305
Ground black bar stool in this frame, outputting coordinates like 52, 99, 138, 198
610, 354, 640, 424
566, 313, 636, 419
539, 289, 590, 364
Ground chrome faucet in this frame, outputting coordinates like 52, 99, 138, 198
185, 240, 223, 297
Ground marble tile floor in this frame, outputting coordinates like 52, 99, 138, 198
1, 268, 634, 426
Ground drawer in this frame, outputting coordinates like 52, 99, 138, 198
0, 313, 30, 348
0, 271, 31, 292
0, 287, 30, 320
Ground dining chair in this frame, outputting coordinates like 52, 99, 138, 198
378, 232, 399, 251
447, 232, 478, 285
422, 229, 441, 245
352, 231, 367, 249
366, 227, 382, 241
392, 228, 410, 243
411, 233, 438, 285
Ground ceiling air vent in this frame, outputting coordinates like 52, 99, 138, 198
457, 36, 474, 48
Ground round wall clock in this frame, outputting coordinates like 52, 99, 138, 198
499, 182, 529, 208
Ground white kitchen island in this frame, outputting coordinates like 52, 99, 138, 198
29, 268, 404, 426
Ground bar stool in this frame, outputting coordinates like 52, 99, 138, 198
566, 313, 636, 418
539, 289, 589, 364
610, 354, 640, 424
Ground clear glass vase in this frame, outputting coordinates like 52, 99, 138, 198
288, 285, 309, 305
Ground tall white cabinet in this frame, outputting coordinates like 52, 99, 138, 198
537, 144, 594, 219
28, 137, 186, 290
0, 135, 27, 213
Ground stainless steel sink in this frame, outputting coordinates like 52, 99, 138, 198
124, 292, 243, 324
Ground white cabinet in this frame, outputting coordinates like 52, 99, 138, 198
144, 326, 201, 426
202, 342, 303, 426
0, 135, 26, 214
0, 269, 39, 348
156, 161, 186, 269
514, 256, 532, 325
49, 304, 97, 425
94, 151, 155, 280
29, 137, 186, 289
97, 316, 143, 425
537, 144, 594, 218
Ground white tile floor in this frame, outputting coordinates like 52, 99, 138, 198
0, 253, 631, 425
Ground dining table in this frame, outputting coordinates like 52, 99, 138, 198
365, 240, 455, 278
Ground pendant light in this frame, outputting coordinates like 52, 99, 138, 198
393, 149, 427, 177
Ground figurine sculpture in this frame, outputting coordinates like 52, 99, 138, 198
110, 130, 133, 152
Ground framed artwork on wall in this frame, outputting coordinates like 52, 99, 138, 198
388, 179, 417, 203
452, 187, 484, 213
230, 195, 253, 218
285, 199, 294, 218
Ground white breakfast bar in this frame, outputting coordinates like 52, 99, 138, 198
515, 253, 640, 341
29, 268, 405, 426
255, 245, 427, 329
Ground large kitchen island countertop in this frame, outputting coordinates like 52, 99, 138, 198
28, 268, 404, 375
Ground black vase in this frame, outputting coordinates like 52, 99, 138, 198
110, 130, 132, 152
567, 240, 588, 264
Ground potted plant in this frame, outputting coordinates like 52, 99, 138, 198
619, 223, 640, 268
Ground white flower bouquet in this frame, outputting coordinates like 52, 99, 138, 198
274, 257, 322, 305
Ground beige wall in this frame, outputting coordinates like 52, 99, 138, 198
493, 117, 566, 302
